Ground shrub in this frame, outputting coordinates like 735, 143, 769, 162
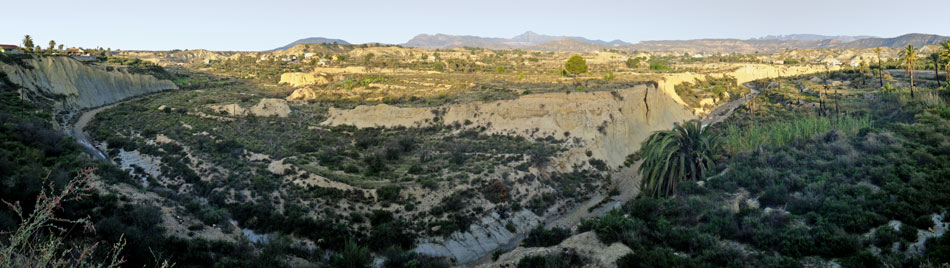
839, 250, 880, 268
368, 221, 415, 250
579, 210, 635, 244
378, 186, 401, 202
482, 180, 509, 203
588, 158, 608, 171
616, 248, 686, 268
331, 240, 372, 268
759, 184, 789, 207
516, 250, 585, 268
899, 224, 918, 243
522, 227, 571, 247
873, 225, 900, 248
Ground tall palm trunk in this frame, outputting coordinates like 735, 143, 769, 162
936, 61, 941, 89
834, 87, 839, 118
910, 68, 915, 98
877, 50, 884, 87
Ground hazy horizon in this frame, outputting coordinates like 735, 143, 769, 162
4, 0, 950, 51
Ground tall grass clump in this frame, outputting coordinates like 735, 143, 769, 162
898, 89, 945, 108
721, 115, 872, 153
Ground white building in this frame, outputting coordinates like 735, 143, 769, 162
0, 44, 23, 54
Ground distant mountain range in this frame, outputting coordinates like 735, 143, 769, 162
269, 37, 350, 51
403, 31, 631, 49
269, 33, 950, 53
634, 33, 949, 53
752, 34, 877, 42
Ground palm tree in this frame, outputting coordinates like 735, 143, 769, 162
48, 40, 56, 53
875, 47, 884, 87
930, 52, 941, 88
638, 120, 718, 198
22, 35, 34, 53
941, 40, 950, 86
900, 45, 918, 98
858, 61, 868, 86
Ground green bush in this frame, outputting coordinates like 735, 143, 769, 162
616, 248, 686, 268
331, 240, 372, 268
578, 210, 635, 244
522, 227, 571, 248
873, 225, 900, 248
516, 251, 585, 268
899, 224, 918, 242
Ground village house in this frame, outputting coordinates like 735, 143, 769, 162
65, 47, 86, 56
0, 44, 23, 54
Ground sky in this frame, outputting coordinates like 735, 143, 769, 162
3, 0, 949, 51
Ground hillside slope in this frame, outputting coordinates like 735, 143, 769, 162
0, 56, 177, 111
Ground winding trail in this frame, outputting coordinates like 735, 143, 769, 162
70, 104, 118, 161
702, 82, 759, 127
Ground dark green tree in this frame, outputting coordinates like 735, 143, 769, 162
625, 57, 641, 68
564, 55, 588, 84
930, 52, 941, 88
941, 40, 950, 86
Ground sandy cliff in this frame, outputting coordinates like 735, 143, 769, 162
322, 84, 695, 169
319, 65, 836, 168
0, 56, 177, 111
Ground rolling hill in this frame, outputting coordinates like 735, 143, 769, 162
753, 34, 877, 42
269, 37, 350, 51
624, 33, 950, 53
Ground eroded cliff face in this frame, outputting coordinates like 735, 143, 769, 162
0, 56, 178, 111
322, 84, 695, 169
319, 64, 836, 170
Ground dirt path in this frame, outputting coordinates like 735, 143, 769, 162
69, 103, 122, 161
702, 82, 759, 127
71, 106, 112, 160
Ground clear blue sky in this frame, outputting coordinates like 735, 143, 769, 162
3, 0, 948, 51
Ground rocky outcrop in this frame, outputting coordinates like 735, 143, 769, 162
0, 56, 177, 111
279, 72, 330, 87
414, 209, 544, 264
206, 98, 292, 117
477, 231, 632, 268
322, 83, 694, 169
